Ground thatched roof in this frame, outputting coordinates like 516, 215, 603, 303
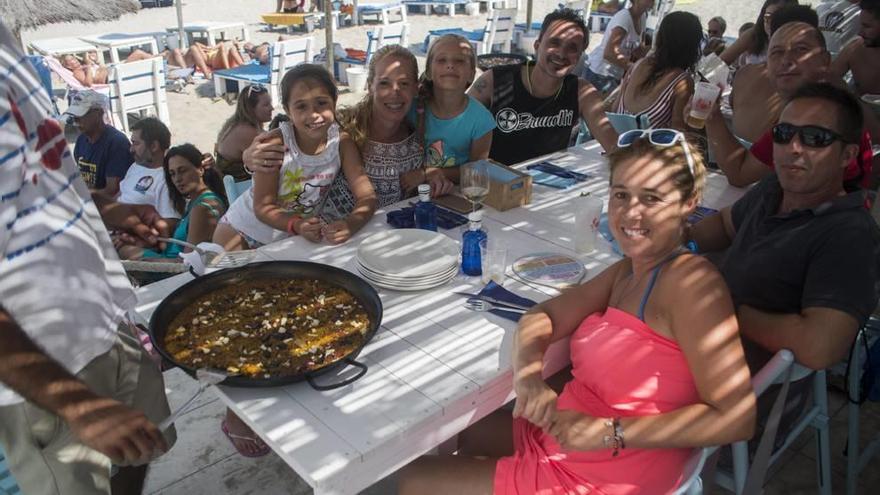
0, 0, 140, 33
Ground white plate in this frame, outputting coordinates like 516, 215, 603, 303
362, 269, 458, 292
357, 263, 459, 285
357, 229, 460, 278
356, 259, 458, 283
862, 94, 880, 106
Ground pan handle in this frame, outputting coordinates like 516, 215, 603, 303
305, 358, 368, 391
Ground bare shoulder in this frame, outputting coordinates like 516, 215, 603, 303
659, 253, 728, 298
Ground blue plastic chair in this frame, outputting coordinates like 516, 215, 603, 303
223, 175, 252, 205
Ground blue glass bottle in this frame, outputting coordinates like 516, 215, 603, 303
461, 211, 488, 276
414, 184, 437, 231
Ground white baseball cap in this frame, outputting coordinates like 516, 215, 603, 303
64, 90, 109, 118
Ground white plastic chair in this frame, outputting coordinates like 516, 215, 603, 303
475, 8, 517, 55
212, 37, 314, 109
845, 324, 880, 495
672, 448, 710, 495
107, 57, 170, 134
713, 349, 833, 495
223, 175, 252, 205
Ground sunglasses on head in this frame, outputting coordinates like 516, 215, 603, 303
771, 123, 851, 148
616, 129, 696, 177
247, 85, 268, 97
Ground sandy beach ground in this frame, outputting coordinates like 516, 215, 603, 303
22, 0, 765, 155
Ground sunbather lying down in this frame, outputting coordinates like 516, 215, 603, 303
59, 42, 245, 86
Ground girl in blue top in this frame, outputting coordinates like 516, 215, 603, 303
118, 144, 227, 259
417, 34, 496, 181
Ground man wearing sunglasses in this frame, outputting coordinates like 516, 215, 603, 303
691, 82, 880, 374
708, 19, 875, 189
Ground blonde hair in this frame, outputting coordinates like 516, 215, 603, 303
338, 45, 418, 149
419, 34, 477, 100
607, 135, 707, 201
216, 85, 267, 143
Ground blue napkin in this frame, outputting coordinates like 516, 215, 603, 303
386, 206, 469, 230
527, 169, 576, 189
526, 162, 593, 182
477, 281, 538, 322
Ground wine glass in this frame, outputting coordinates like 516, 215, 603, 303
460, 162, 490, 214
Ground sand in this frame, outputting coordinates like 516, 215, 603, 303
21, 0, 766, 154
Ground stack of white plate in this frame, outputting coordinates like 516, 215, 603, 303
356, 229, 459, 291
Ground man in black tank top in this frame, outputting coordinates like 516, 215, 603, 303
468, 9, 618, 165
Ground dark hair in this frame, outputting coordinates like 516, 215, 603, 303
280, 63, 338, 111
789, 83, 863, 145
268, 113, 290, 130
131, 117, 171, 151
739, 21, 755, 34
640, 12, 702, 93
539, 8, 589, 48
709, 16, 727, 34
769, 4, 819, 34
163, 143, 228, 215
861, 0, 880, 19
750, 0, 799, 56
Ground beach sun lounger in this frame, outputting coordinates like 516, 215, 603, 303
356, 1, 407, 24
107, 57, 170, 134
425, 8, 516, 54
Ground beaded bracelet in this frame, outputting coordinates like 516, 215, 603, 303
602, 417, 625, 457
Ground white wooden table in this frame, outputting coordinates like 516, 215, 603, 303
166, 21, 250, 46
78, 33, 161, 64
134, 144, 746, 495
28, 37, 104, 63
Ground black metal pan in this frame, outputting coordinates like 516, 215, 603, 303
148, 261, 382, 390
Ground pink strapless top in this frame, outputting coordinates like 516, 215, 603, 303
494, 307, 701, 495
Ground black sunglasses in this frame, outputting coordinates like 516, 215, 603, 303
771, 123, 852, 148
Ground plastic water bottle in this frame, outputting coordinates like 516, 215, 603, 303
414, 184, 437, 231
461, 211, 488, 276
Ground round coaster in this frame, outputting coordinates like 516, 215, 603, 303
511, 253, 586, 288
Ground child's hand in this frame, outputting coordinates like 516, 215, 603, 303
426, 168, 454, 197
399, 169, 426, 195
321, 220, 352, 245
296, 217, 323, 243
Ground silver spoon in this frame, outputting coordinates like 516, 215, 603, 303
465, 299, 527, 314
156, 237, 219, 264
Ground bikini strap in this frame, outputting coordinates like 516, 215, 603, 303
637, 250, 686, 322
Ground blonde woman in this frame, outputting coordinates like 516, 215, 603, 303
319, 45, 454, 222
215, 85, 274, 181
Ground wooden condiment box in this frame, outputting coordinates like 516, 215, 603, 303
469, 159, 532, 212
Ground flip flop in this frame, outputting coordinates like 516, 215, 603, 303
221, 419, 271, 458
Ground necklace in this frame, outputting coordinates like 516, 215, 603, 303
525, 61, 563, 101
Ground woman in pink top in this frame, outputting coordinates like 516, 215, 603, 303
400, 131, 757, 495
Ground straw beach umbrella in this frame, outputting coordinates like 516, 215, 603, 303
0, 0, 140, 45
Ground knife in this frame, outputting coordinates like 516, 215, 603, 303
452, 292, 534, 311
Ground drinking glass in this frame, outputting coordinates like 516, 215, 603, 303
461, 162, 490, 214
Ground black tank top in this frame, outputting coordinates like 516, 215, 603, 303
488, 63, 580, 166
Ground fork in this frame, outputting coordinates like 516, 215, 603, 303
465, 299, 527, 313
